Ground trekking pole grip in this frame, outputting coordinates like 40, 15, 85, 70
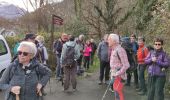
39, 91, 42, 96
16, 94, 19, 100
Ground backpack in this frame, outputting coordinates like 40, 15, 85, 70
120, 37, 136, 72
62, 44, 76, 67
37, 45, 45, 63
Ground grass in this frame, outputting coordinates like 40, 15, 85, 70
86, 55, 100, 73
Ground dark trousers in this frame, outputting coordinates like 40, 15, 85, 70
138, 64, 147, 92
63, 65, 77, 90
126, 68, 138, 86
99, 61, 110, 82
84, 56, 90, 70
147, 75, 166, 100
77, 55, 83, 72
77, 55, 83, 67
90, 53, 95, 65
56, 56, 61, 78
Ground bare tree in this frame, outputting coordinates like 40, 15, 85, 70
74, 0, 82, 19
83, 0, 135, 38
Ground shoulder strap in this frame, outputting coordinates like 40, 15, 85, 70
35, 64, 40, 79
117, 51, 121, 63
142, 46, 146, 58
9, 65, 17, 80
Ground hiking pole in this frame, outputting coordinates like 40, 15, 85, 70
39, 91, 44, 100
101, 81, 112, 100
49, 77, 52, 94
16, 94, 19, 100
16, 87, 21, 100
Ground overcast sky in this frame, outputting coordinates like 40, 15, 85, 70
0, 0, 63, 12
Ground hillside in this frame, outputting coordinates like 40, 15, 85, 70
0, 1, 26, 19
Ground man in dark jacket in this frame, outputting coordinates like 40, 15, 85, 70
97, 34, 110, 85
124, 34, 139, 88
53, 33, 68, 80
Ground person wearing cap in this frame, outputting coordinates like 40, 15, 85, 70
0, 41, 51, 100
24, 33, 36, 43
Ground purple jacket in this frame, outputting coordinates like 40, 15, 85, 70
145, 49, 169, 76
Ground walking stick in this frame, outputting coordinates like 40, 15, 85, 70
49, 78, 52, 93
16, 87, 21, 100
101, 78, 114, 100
16, 94, 19, 100
39, 91, 43, 100
101, 82, 111, 100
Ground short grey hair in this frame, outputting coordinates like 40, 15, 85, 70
79, 34, 85, 40
17, 41, 37, 58
109, 33, 120, 43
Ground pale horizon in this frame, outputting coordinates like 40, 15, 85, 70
0, 0, 63, 12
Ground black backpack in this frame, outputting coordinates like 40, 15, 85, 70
62, 44, 76, 67
120, 37, 136, 72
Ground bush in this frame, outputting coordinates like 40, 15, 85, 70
5, 36, 21, 56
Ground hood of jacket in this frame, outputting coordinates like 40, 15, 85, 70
65, 41, 76, 47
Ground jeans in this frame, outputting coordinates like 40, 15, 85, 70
147, 75, 166, 100
56, 56, 61, 78
138, 64, 147, 92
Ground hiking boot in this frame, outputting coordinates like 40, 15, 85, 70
138, 91, 146, 96
72, 88, 77, 92
98, 81, 103, 85
124, 83, 130, 86
56, 77, 61, 81
109, 88, 114, 93
63, 88, 69, 93
135, 85, 139, 89
136, 88, 142, 92
104, 80, 110, 85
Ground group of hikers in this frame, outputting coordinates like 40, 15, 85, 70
0, 32, 169, 100
98, 33, 170, 100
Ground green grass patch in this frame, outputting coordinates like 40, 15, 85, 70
86, 55, 100, 73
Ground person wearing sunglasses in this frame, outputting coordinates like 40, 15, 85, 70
0, 41, 51, 100
145, 38, 169, 100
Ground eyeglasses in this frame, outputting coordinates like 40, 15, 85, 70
18, 51, 30, 56
154, 44, 161, 46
